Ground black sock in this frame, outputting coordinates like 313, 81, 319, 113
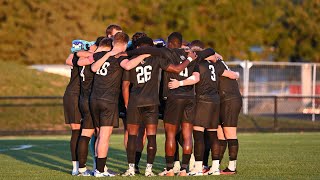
97, 157, 107, 172
70, 129, 81, 161
181, 154, 191, 170
135, 151, 142, 168
165, 156, 175, 170
203, 131, 210, 166
219, 140, 227, 162
78, 136, 91, 168
207, 131, 220, 160
127, 135, 137, 164
147, 135, 157, 164
193, 130, 204, 161
174, 141, 180, 161
227, 139, 239, 161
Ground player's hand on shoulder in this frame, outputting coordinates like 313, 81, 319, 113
168, 78, 180, 89
114, 51, 127, 58
186, 50, 197, 61
214, 52, 223, 60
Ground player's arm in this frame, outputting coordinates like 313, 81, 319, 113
165, 50, 197, 73
222, 70, 239, 79
65, 53, 74, 66
122, 81, 130, 109
91, 51, 116, 72
77, 55, 95, 66
168, 72, 200, 89
120, 54, 151, 70
76, 51, 92, 57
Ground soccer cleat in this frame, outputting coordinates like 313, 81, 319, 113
93, 169, 116, 177
121, 169, 135, 177
220, 168, 236, 175
202, 166, 211, 175
71, 169, 79, 176
178, 169, 188, 176
207, 167, 220, 176
158, 168, 168, 176
78, 169, 92, 176
145, 170, 156, 177
165, 169, 175, 176
104, 165, 118, 176
188, 170, 203, 176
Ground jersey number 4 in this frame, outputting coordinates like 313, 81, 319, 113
209, 65, 216, 81
136, 65, 152, 84
96, 62, 110, 76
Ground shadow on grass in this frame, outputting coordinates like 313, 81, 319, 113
0, 139, 166, 175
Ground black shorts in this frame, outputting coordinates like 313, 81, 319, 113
90, 98, 119, 128
219, 97, 242, 127
127, 105, 159, 125
79, 96, 94, 129
163, 97, 195, 125
63, 91, 81, 124
194, 99, 220, 129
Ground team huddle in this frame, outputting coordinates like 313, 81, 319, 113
63, 24, 242, 177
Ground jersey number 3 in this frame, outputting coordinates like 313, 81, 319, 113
136, 65, 152, 84
209, 65, 216, 81
96, 62, 110, 76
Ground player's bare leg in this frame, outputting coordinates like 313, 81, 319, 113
163, 123, 179, 176
221, 127, 238, 174
179, 122, 193, 176
95, 126, 114, 177
69, 123, 81, 175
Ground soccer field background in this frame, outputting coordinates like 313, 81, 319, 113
0, 133, 319, 180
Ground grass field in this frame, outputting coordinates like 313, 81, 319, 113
0, 133, 320, 180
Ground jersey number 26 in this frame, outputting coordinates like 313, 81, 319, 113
136, 65, 152, 84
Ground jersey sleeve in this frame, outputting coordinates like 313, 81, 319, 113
117, 56, 128, 63
127, 47, 165, 57
158, 57, 170, 70
196, 48, 216, 60
193, 64, 200, 73
215, 62, 225, 76
93, 51, 107, 61
122, 70, 130, 81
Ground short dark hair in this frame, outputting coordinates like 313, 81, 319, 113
132, 32, 147, 48
94, 36, 105, 46
135, 36, 154, 47
113, 32, 129, 45
105, 24, 122, 36
189, 40, 205, 51
99, 38, 113, 48
167, 32, 183, 48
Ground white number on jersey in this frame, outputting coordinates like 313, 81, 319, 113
96, 62, 110, 76
80, 66, 85, 81
209, 65, 216, 81
179, 61, 188, 77
136, 65, 152, 84
220, 60, 230, 70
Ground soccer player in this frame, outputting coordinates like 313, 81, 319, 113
216, 59, 242, 175
89, 32, 150, 177
72, 38, 113, 176
174, 40, 239, 176
105, 24, 122, 38
122, 32, 148, 174
121, 36, 197, 177
63, 49, 82, 176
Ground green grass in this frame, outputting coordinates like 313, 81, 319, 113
0, 133, 320, 180
0, 60, 68, 96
